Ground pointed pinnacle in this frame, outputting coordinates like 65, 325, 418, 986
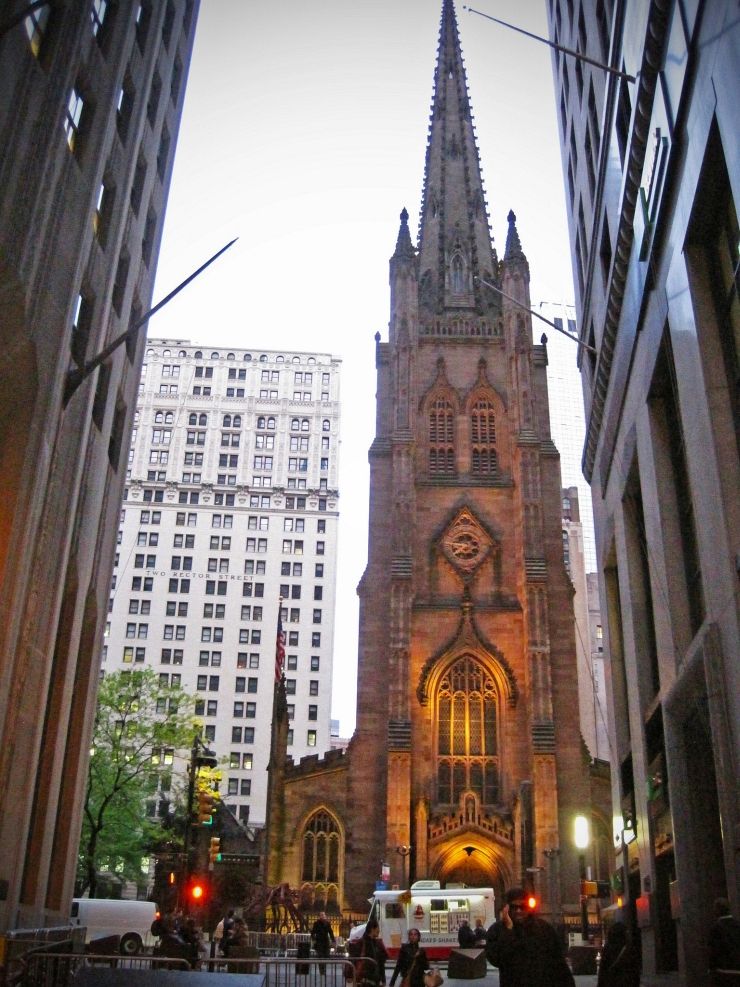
504, 209, 524, 261
393, 207, 415, 260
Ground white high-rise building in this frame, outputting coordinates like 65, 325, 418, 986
538, 301, 596, 571
104, 339, 341, 827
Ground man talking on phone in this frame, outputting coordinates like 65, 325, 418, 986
485, 887, 575, 987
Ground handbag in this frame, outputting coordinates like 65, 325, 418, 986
424, 969, 444, 987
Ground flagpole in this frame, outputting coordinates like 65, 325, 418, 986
262, 597, 287, 890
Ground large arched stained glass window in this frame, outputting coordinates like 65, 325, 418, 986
301, 810, 341, 885
429, 396, 456, 476
437, 656, 499, 806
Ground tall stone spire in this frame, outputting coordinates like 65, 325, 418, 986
417, 0, 499, 318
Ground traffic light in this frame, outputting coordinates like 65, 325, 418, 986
209, 837, 222, 864
526, 895, 538, 912
188, 879, 207, 905
196, 789, 215, 825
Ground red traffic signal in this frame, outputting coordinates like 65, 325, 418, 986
188, 879, 207, 904
526, 895, 538, 912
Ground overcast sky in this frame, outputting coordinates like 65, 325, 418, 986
151, 0, 577, 736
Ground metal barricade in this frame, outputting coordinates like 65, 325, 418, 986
18, 952, 190, 986
16, 950, 372, 986
198, 954, 369, 986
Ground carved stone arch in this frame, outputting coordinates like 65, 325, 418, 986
418, 357, 460, 414
463, 364, 510, 476
416, 602, 518, 708
419, 359, 460, 478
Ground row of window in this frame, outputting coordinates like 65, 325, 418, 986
140, 408, 333, 432
121, 564, 323, 595
146, 349, 330, 366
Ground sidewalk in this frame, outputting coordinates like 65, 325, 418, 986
448, 968, 597, 986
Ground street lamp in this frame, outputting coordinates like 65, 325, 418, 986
395, 845, 412, 890
574, 815, 590, 943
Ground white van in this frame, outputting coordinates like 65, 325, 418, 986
368, 882, 496, 961
70, 898, 158, 955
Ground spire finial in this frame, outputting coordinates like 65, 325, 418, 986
504, 209, 524, 261
392, 206, 415, 261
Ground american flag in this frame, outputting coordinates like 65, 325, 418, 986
274, 607, 286, 682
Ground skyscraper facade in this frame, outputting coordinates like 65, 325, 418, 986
548, 0, 739, 980
267, 0, 593, 921
106, 339, 341, 826
0, 0, 199, 931
538, 301, 596, 571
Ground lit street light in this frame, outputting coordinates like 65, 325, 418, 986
574, 815, 590, 943
395, 845, 412, 890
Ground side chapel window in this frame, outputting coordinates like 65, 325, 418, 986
301, 809, 341, 885
471, 398, 497, 475
437, 656, 499, 805
429, 397, 456, 476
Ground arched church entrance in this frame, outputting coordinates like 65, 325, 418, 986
429, 835, 511, 909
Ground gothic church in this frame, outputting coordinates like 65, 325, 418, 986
266, 0, 587, 916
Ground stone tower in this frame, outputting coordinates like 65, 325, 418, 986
345, 0, 587, 909
270, 0, 588, 918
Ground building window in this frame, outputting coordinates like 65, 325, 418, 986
436, 655, 499, 805
64, 86, 87, 153
301, 810, 341, 884
470, 397, 497, 475
429, 396, 456, 475
24, 3, 52, 57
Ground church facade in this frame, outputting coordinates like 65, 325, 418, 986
267, 0, 589, 918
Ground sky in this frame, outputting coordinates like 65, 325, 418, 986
151, 0, 577, 736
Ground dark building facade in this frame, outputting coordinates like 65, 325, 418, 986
268, 0, 591, 924
547, 0, 739, 982
0, 0, 198, 931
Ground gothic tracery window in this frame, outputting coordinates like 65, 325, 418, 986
429, 396, 456, 476
451, 253, 464, 293
301, 809, 341, 895
470, 397, 497, 475
437, 656, 499, 805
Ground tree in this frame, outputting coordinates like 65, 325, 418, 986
77, 668, 198, 898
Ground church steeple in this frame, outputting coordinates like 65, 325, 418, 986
417, 0, 499, 317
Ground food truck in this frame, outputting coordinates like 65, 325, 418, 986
367, 881, 496, 960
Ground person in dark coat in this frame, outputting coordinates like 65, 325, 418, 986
358, 919, 388, 987
486, 887, 575, 987
708, 897, 740, 984
311, 911, 336, 975
473, 919, 487, 944
597, 922, 640, 987
457, 919, 477, 948
390, 929, 429, 987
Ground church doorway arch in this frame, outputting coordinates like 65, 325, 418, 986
429, 835, 512, 910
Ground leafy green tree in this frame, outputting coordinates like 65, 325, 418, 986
77, 668, 198, 897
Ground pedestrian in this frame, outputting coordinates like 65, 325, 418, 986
597, 922, 640, 987
473, 919, 487, 944
222, 917, 249, 957
457, 919, 476, 948
214, 909, 235, 955
390, 928, 429, 987
485, 886, 575, 987
708, 897, 740, 985
357, 918, 388, 987
311, 911, 336, 975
